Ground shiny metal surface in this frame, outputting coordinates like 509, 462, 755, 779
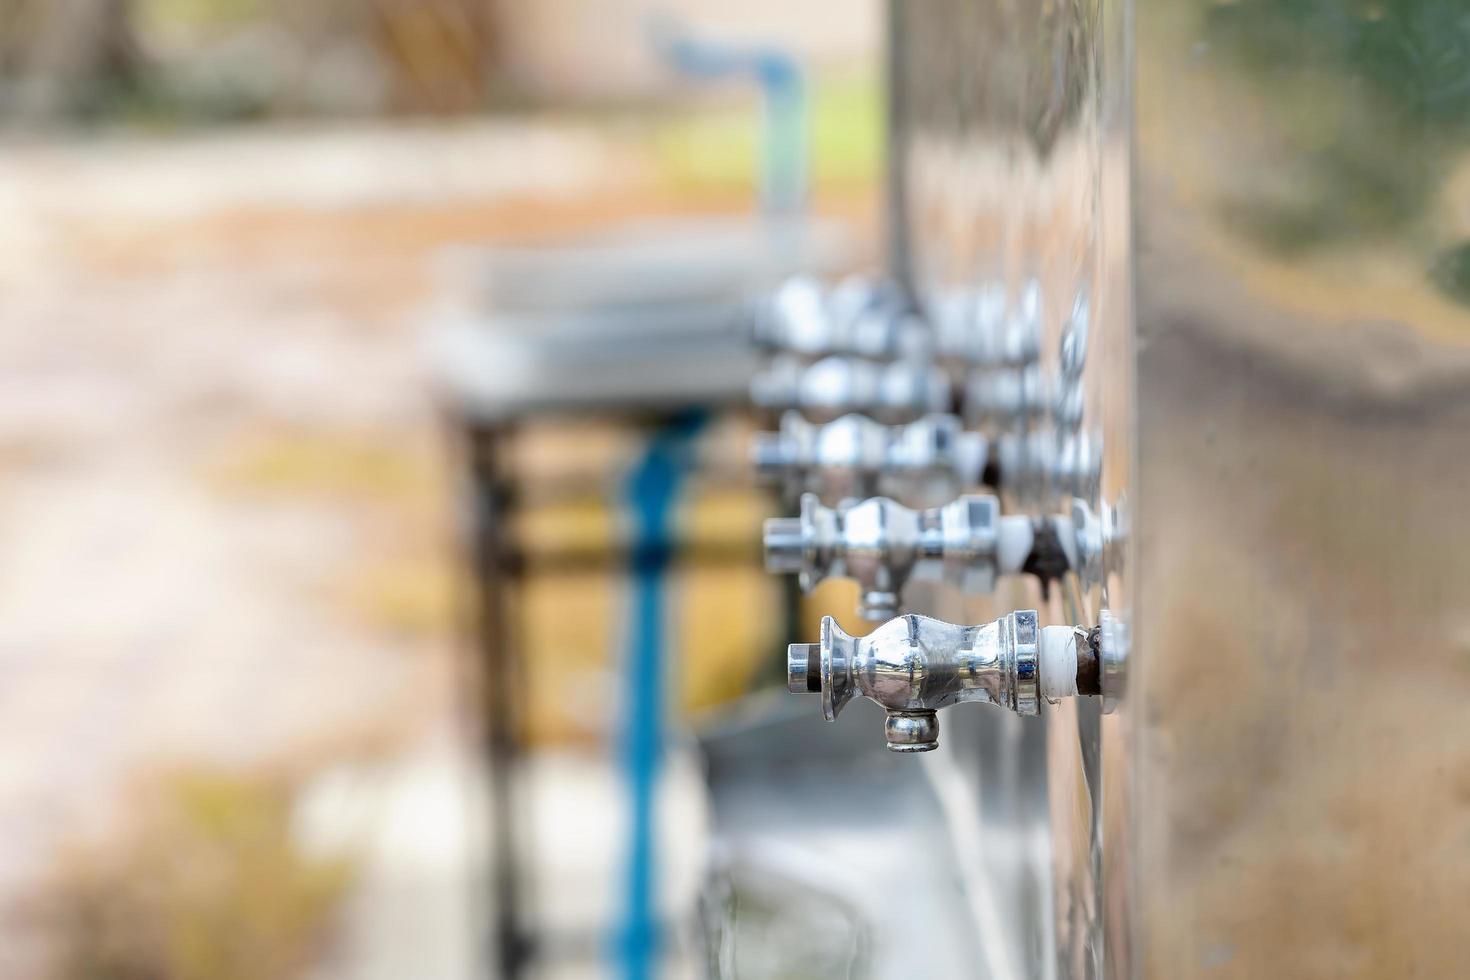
751, 274, 922, 360
763, 492, 1045, 619
752, 409, 1101, 514
931, 279, 1043, 367
786, 611, 1072, 752
751, 411, 988, 507
751, 353, 951, 423
891, 0, 1133, 976
1131, 1, 1470, 975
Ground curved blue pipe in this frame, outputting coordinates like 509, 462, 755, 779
617, 410, 706, 980
650, 20, 807, 214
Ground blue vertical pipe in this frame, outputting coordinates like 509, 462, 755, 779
617, 411, 705, 980
650, 21, 807, 214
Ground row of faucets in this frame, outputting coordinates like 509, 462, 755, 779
748, 274, 1119, 751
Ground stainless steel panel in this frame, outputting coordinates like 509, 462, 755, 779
892, 2, 1135, 977
1134, 1, 1470, 975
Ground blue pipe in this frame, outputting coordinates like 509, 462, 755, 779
616, 410, 706, 980
650, 20, 808, 214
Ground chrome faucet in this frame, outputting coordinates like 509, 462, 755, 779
750, 411, 988, 507
752, 353, 952, 424
750, 275, 922, 361
763, 492, 1073, 619
786, 611, 1100, 752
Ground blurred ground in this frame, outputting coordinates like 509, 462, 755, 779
0, 122, 534, 977
0, 105, 875, 977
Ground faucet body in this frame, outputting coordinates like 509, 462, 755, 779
964, 364, 1084, 430
787, 614, 1099, 752
787, 611, 1100, 751
994, 427, 1102, 508
751, 411, 987, 506
752, 354, 951, 424
764, 493, 1040, 619
750, 275, 921, 360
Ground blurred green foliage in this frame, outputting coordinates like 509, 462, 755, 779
652, 71, 881, 197
1430, 240, 1470, 304
1208, 0, 1470, 128
1205, 1, 1470, 249
1204, 0, 1470, 303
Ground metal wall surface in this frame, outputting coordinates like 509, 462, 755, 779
1133, 1, 1470, 976
892, 2, 1134, 977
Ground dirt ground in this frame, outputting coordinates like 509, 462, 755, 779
0, 122, 643, 977
0, 116, 874, 978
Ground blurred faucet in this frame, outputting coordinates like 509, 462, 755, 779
751, 411, 988, 506
752, 354, 952, 424
764, 492, 1071, 620
749, 275, 924, 360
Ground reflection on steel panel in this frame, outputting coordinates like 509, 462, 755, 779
890, 1, 1133, 977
